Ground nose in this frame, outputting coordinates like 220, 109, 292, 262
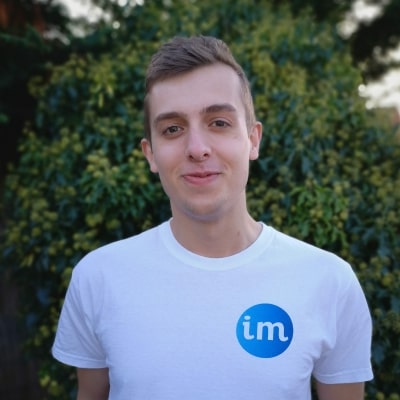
185, 127, 211, 161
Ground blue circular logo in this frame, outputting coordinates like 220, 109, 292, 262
236, 303, 293, 358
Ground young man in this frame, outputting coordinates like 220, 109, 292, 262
52, 36, 373, 400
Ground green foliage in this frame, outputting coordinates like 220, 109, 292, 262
0, 27, 50, 176
0, 0, 74, 176
1, 1, 400, 398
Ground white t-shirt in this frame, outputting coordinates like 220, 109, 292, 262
52, 221, 373, 399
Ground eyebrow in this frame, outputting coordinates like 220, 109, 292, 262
153, 103, 237, 127
153, 111, 184, 127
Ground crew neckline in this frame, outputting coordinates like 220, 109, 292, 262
158, 220, 274, 271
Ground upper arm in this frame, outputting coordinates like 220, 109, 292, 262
315, 380, 365, 400
76, 368, 110, 400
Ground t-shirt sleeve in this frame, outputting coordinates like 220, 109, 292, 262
313, 265, 373, 383
52, 260, 107, 368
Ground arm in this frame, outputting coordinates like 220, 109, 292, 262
76, 368, 110, 400
315, 381, 365, 400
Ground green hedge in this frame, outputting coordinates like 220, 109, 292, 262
1, 1, 400, 398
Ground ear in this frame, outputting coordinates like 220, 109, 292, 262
249, 121, 262, 161
141, 138, 159, 173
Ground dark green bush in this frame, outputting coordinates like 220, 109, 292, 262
1, 1, 399, 398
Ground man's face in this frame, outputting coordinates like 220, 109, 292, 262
141, 63, 262, 223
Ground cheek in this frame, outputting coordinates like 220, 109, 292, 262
147, 143, 176, 174
151, 150, 175, 176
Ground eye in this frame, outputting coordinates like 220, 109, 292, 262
163, 125, 182, 135
211, 119, 230, 128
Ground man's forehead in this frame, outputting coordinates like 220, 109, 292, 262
148, 68, 243, 115
149, 63, 240, 92
153, 103, 238, 125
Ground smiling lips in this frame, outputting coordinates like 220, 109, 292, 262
182, 171, 220, 185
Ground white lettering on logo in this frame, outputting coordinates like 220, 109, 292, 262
242, 315, 289, 341
242, 315, 255, 340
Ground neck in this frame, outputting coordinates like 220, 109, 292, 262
169, 213, 261, 258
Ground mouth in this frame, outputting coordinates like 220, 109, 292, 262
182, 171, 220, 185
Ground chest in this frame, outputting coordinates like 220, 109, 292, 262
94, 266, 334, 399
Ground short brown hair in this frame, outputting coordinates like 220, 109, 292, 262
143, 35, 256, 143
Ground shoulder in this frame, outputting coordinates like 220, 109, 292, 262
269, 226, 344, 262
266, 225, 357, 284
91, 223, 161, 255
72, 222, 165, 279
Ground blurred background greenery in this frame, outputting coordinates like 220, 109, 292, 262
1, 1, 399, 399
